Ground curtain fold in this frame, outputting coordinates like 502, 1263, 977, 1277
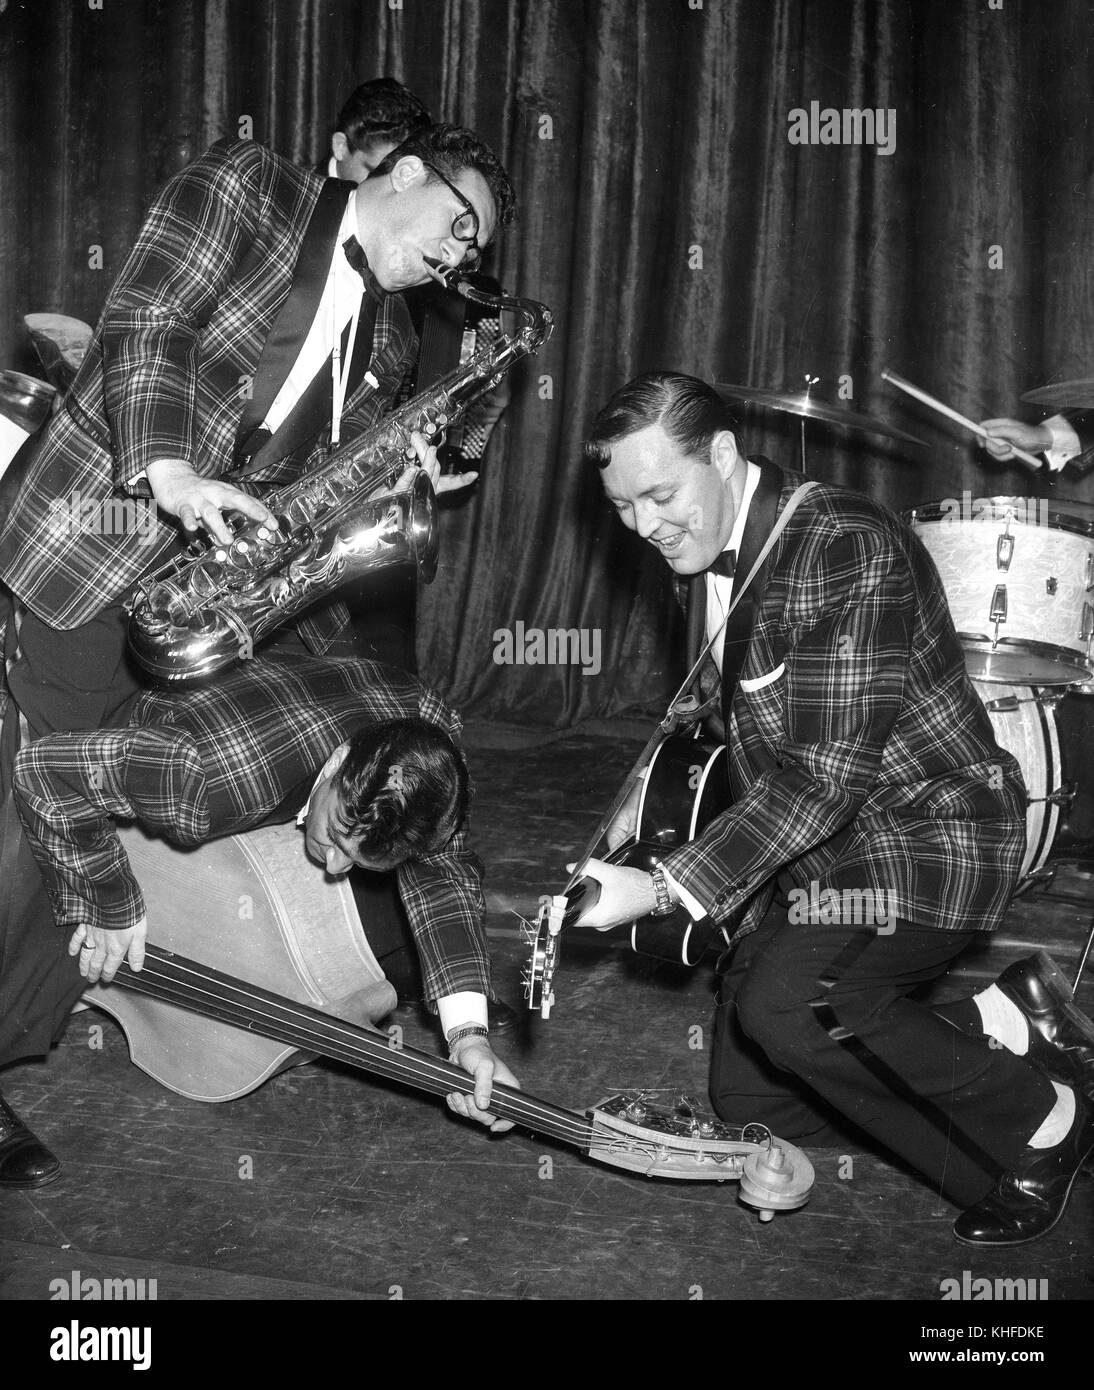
2, 0, 1092, 725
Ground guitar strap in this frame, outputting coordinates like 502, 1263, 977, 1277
677, 474, 818, 719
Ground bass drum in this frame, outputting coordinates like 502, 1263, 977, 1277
972, 680, 1066, 891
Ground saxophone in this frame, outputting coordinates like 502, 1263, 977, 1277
127, 270, 553, 684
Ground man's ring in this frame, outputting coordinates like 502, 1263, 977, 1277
81, 942, 94, 952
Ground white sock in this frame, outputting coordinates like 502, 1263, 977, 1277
973, 984, 1030, 1055
1028, 1081, 1075, 1149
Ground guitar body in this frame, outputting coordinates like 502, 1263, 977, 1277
635, 732, 729, 846
83, 822, 396, 1101
562, 733, 732, 966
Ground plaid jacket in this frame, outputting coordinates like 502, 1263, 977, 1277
12, 654, 490, 1006
0, 139, 416, 650
664, 461, 1026, 944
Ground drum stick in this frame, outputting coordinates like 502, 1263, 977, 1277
881, 369, 1044, 469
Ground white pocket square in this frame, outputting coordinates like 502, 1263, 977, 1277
739, 663, 785, 692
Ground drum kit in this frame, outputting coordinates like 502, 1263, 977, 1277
715, 370, 1094, 927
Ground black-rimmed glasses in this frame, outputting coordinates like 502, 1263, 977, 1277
421, 161, 482, 261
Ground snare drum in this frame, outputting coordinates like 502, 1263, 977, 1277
972, 680, 1065, 888
908, 496, 1094, 684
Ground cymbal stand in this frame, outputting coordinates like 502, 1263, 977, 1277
799, 375, 819, 475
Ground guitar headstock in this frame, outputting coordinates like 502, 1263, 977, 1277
522, 894, 566, 1018
585, 1091, 814, 1217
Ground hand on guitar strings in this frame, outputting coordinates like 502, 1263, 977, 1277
69, 917, 148, 986
565, 859, 664, 932
404, 428, 478, 496
445, 1037, 521, 1132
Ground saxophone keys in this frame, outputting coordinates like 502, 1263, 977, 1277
191, 562, 225, 597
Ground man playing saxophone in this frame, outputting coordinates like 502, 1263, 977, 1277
0, 122, 515, 741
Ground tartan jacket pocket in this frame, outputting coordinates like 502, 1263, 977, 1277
739, 662, 785, 693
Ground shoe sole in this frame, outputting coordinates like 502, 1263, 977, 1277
953, 1136, 1094, 1247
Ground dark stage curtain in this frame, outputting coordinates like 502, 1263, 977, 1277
2, 0, 1092, 727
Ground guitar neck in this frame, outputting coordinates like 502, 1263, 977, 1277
113, 946, 591, 1151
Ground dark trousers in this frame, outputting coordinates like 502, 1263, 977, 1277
5, 602, 144, 740
345, 568, 418, 675
0, 596, 142, 1068
0, 789, 85, 1068
709, 899, 1058, 1208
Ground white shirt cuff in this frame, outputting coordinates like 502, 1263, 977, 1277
659, 864, 707, 922
1043, 414, 1080, 472
438, 992, 489, 1040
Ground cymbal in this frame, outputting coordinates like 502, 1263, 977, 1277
714, 382, 926, 447
1020, 379, 1094, 409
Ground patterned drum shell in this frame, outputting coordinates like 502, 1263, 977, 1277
907, 496, 1094, 684
971, 679, 1063, 889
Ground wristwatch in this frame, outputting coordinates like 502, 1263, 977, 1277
649, 864, 677, 917
122, 473, 154, 499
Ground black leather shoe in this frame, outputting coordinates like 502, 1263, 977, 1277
953, 1089, 1093, 1245
0, 1091, 61, 1189
996, 950, 1094, 1096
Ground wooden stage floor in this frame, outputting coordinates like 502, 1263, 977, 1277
1, 721, 1092, 1303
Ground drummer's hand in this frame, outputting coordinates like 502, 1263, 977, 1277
606, 779, 643, 852
979, 418, 1051, 470
404, 429, 479, 496
69, 918, 147, 985
146, 459, 275, 542
565, 858, 661, 931
446, 1038, 519, 1132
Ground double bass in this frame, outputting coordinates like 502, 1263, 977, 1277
84, 821, 813, 1220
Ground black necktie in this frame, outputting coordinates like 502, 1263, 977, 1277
706, 549, 736, 578
342, 235, 370, 281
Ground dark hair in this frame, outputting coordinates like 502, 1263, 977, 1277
334, 78, 432, 153
371, 122, 516, 232
331, 717, 469, 863
584, 372, 741, 470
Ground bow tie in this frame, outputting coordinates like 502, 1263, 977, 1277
342, 235, 370, 281
705, 549, 736, 579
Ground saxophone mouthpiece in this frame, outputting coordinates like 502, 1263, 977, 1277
423, 256, 458, 289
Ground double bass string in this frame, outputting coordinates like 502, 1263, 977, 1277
113, 947, 594, 1148
120, 960, 593, 1146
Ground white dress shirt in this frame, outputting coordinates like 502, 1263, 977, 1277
704, 460, 761, 671
263, 192, 378, 438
